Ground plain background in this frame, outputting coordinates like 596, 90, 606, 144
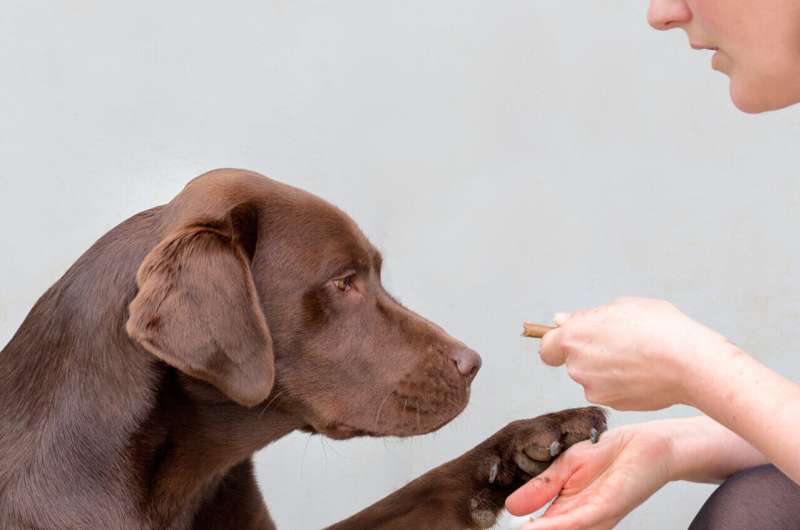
2, 1, 800, 528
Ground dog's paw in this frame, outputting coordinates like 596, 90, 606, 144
463, 407, 607, 528
505, 406, 607, 480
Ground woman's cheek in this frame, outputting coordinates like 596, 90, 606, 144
686, 0, 728, 32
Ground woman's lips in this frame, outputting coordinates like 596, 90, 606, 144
711, 50, 724, 71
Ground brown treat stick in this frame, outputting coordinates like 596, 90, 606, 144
522, 322, 556, 339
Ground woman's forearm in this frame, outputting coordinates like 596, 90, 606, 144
643, 416, 767, 484
681, 345, 800, 484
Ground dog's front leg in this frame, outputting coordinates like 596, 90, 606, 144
192, 460, 276, 530
325, 407, 607, 530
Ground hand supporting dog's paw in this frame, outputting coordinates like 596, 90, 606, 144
324, 407, 607, 530
461, 407, 607, 529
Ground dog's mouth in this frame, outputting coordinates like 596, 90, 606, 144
305, 385, 471, 441
299, 421, 380, 440
298, 354, 476, 441
318, 422, 377, 440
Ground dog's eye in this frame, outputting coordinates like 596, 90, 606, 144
333, 275, 354, 292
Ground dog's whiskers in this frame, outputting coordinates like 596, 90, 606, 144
374, 391, 393, 432
258, 390, 287, 419
319, 435, 329, 470
300, 432, 314, 475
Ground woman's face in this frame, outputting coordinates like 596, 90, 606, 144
647, 0, 800, 112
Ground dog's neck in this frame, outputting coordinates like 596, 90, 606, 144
3, 320, 300, 528
130, 371, 303, 525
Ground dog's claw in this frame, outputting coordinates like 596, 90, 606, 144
549, 440, 562, 457
591, 428, 600, 444
488, 461, 498, 484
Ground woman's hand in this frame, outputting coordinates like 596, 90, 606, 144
539, 297, 734, 410
506, 424, 674, 530
536, 298, 800, 484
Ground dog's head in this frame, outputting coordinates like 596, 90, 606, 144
126, 169, 480, 439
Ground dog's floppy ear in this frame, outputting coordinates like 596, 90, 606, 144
126, 208, 274, 407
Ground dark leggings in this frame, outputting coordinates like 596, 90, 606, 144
689, 465, 800, 529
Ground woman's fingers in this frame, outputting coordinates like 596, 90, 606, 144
507, 432, 620, 515
540, 492, 585, 518
539, 326, 567, 366
519, 505, 608, 530
538, 311, 580, 366
506, 453, 571, 515
553, 312, 572, 326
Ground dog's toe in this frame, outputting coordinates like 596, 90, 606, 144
513, 451, 549, 476
508, 406, 608, 478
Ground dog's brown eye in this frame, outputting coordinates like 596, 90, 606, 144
333, 275, 354, 292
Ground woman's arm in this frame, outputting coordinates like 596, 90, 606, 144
683, 345, 800, 483
652, 415, 767, 483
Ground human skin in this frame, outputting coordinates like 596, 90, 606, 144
505, 1, 800, 527
506, 416, 768, 530
647, 0, 800, 112
507, 298, 800, 528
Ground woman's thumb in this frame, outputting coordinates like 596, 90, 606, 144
553, 312, 572, 326
505, 460, 568, 516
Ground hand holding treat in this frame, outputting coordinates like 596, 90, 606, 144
523, 297, 734, 411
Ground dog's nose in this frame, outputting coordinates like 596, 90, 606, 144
450, 348, 482, 380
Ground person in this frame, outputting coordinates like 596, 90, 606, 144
504, 2, 800, 529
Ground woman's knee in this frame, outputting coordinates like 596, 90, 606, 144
689, 464, 800, 530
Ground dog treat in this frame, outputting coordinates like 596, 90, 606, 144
521, 322, 555, 339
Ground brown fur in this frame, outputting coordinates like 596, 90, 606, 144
0, 169, 606, 530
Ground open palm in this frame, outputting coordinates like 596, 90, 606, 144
506, 426, 673, 530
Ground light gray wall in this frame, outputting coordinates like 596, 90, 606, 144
2, 1, 799, 529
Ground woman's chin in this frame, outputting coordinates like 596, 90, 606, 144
728, 72, 800, 114
729, 80, 775, 114
730, 92, 769, 114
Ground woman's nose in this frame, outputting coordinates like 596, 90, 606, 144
647, 0, 692, 31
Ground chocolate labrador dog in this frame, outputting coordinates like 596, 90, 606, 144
0, 169, 606, 530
